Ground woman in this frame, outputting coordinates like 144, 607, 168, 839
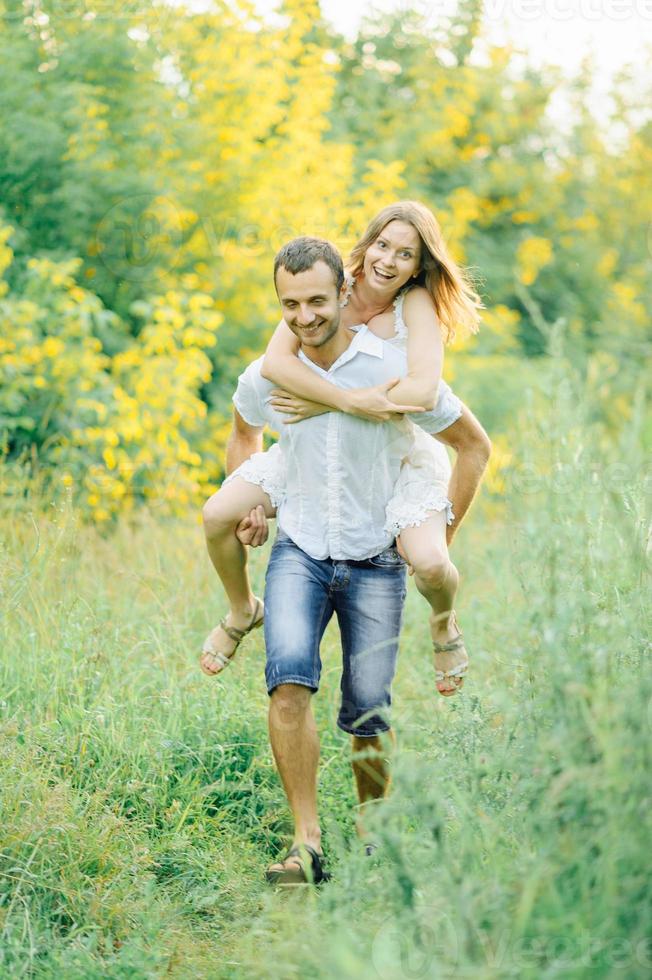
200, 201, 491, 694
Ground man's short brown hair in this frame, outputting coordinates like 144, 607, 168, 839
274, 237, 344, 293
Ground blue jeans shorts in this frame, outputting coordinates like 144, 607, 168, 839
264, 529, 407, 737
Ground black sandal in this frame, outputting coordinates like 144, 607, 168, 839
265, 844, 331, 886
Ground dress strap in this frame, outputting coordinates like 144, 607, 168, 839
392, 288, 409, 341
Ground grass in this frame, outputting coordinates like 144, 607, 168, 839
1, 356, 651, 978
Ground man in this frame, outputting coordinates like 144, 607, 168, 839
203, 237, 479, 884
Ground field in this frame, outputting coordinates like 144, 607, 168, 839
2, 357, 651, 979
2, 2, 651, 975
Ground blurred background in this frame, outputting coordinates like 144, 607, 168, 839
1, 6, 651, 977
1, 0, 650, 520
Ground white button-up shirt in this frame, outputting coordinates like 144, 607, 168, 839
233, 326, 459, 561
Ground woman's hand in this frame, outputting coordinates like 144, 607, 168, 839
270, 389, 329, 424
270, 379, 425, 424
345, 379, 425, 422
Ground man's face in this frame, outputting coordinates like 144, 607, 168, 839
276, 260, 341, 349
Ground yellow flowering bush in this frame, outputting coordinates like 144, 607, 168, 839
0, 226, 226, 523
0, 245, 112, 456
516, 236, 554, 286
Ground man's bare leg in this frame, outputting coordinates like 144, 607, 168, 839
352, 730, 395, 840
200, 477, 275, 673
267, 684, 323, 873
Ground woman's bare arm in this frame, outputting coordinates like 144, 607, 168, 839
260, 319, 351, 411
383, 288, 444, 411
261, 319, 424, 421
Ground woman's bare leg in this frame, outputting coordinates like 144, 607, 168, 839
200, 477, 276, 674
397, 511, 466, 694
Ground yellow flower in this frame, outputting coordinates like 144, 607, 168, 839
517, 237, 553, 286
42, 337, 64, 357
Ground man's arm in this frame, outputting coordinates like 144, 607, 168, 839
435, 406, 492, 546
226, 407, 264, 475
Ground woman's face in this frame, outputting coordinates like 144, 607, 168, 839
363, 220, 422, 293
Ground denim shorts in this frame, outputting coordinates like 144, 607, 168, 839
264, 529, 407, 737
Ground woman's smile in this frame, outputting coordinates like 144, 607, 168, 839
372, 266, 396, 283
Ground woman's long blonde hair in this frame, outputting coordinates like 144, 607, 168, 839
347, 200, 483, 342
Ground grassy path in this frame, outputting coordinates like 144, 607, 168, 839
1, 478, 650, 977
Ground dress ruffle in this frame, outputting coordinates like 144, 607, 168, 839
222, 442, 287, 509
384, 426, 455, 535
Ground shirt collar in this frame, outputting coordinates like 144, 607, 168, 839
297, 325, 384, 374
348, 324, 385, 359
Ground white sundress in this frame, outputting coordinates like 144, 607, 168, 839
224, 290, 461, 536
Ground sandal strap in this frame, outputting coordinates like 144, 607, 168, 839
216, 598, 264, 644
202, 647, 232, 669
436, 660, 469, 681
286, 844, 319, 859
201, 599, 264, 674
219, 618, 247, 643
432, 633, 465, 654
283, 844, 330, 881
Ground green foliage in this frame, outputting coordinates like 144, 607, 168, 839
0, 3, 173, 319
1, 1, 651, 520
0, 233, 226, 522
1, 345, 650, 977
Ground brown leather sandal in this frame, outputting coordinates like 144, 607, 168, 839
199, 597, 264, 676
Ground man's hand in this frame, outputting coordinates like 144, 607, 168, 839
347, 379, 425, 422
235, 505, 269, 547
445, 522, 457, 548
395, 535, 414, 576
270, 389, 329, 424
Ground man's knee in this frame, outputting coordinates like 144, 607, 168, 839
269, 683, 314, 733
271, 682, 312, 706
